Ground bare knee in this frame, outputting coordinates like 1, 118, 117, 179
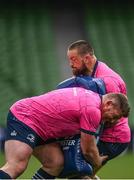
2, 140, 33, 178
33, 143, 64, 176
11, 161, 28, 177
42, 156, 64, 176
44, 151, 64, 169
1, 160, 28, 178
41, 145, 64, 173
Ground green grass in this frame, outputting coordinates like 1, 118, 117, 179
97, 152, 134, 179
0, 152, 134, 179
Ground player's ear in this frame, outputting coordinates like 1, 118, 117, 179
105, 100, 113, 108
84, 55, 89, 64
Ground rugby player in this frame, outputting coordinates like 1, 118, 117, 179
0, 88, 130, 179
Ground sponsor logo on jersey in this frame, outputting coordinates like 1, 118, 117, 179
60, 139, 76, 146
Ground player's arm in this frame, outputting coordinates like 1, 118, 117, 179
80, 107, 108, 173
56, 76, 91, 89
57, 76, 106, 95
80, 131, 108, 174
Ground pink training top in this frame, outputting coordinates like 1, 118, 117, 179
10, 88, 102, 141
93, 61, 131, 143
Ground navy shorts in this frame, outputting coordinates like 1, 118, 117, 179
6, 111, 45, 149
97, 140, 129, 162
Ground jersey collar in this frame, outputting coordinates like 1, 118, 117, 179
91, 60, 98, 77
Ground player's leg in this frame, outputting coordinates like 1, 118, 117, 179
0, 111, 41, 179
0, 140, 33, 179
32, 136, 93, 179
32, 142, 64, 179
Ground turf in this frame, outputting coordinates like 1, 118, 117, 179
0, 152, 134, 179
97, 152, 134, 179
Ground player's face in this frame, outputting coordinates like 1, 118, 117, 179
102, 103, 122, 126
67, 49, 89, 76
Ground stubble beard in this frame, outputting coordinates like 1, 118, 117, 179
72, 65, 89, 76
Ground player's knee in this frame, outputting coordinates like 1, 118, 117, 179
10, 161, 28, 177
42, 153, 64, 173
45, 155, 64, 169
17, 162, 27, 174
54, 152, 64, 167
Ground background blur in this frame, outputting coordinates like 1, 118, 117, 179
0, 0, 134, 178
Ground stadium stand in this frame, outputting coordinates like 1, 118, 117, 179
0, 2, 59, 126
84, 1, 134, 127
0, 0, 134, 152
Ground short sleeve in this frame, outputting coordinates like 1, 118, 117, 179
80, 106, 101, 135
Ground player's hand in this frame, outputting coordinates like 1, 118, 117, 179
100, 155, 108, 165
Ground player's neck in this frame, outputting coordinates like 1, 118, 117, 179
88, 56, 97, 75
